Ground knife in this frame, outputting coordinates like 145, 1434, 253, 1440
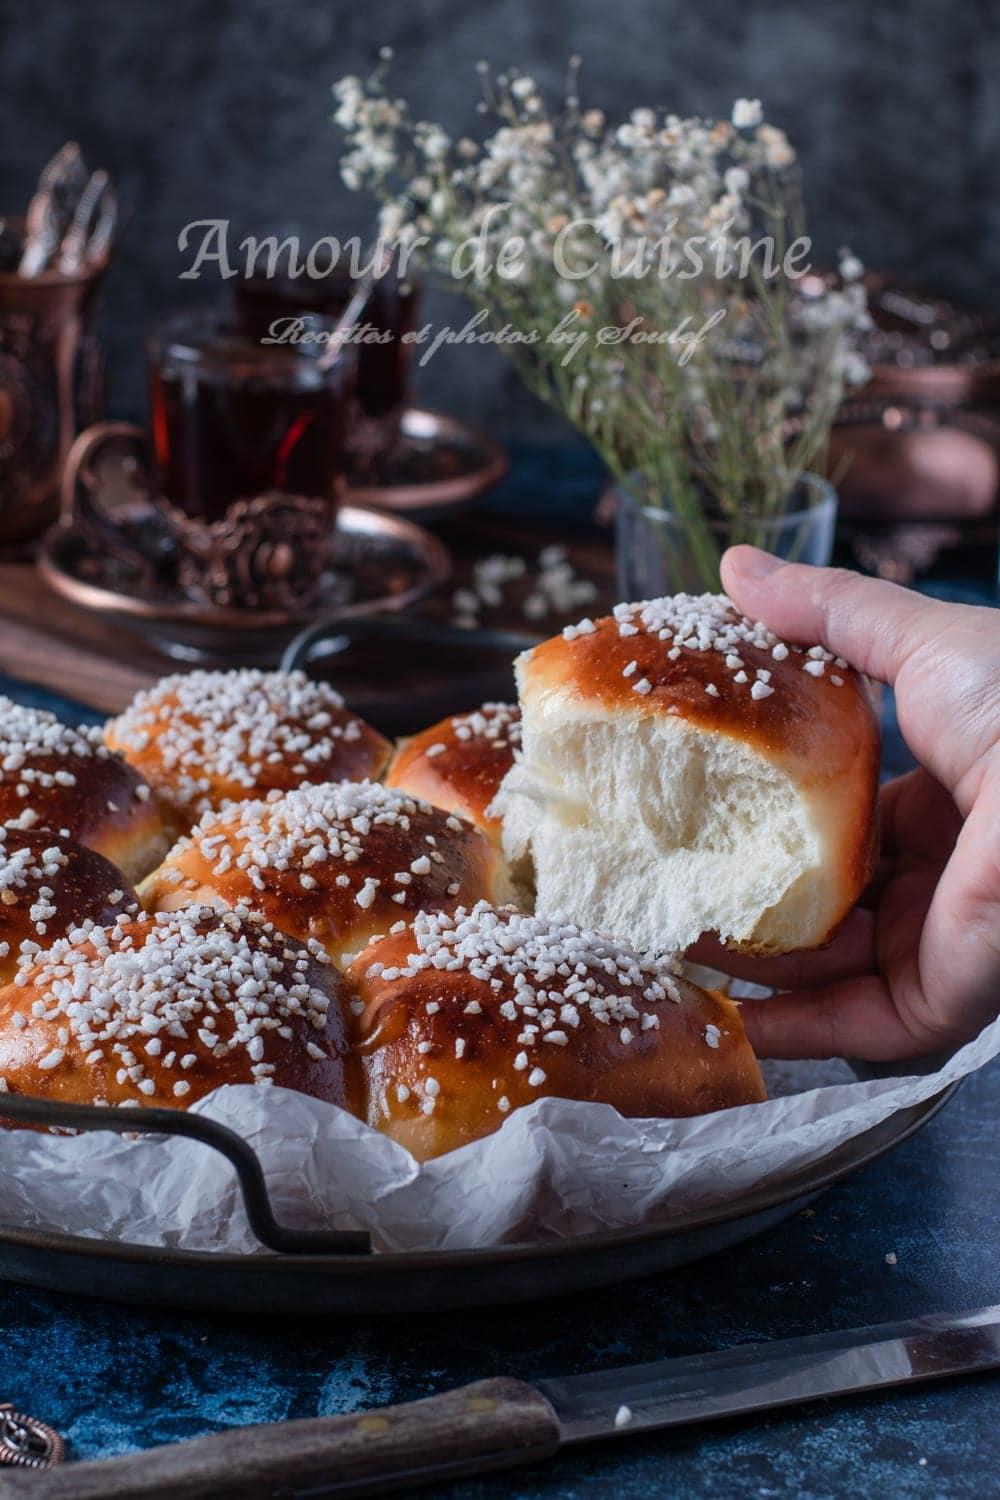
4, 1305, 999, 1499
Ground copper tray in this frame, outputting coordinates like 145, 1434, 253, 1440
38, 505, 450, 666
347, 407, 509, 518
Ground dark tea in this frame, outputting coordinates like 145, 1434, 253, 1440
148, 310, 351, 522
234, 268, 417, 420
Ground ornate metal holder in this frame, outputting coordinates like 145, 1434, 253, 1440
0, 248, 106, 547
41, 423, 449, 664
0, 1090, 371, 1257
60, 422, 343, 612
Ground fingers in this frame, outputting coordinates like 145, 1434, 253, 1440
740, 977, 958, 1062
720, 547, 944, 687
687, 907, 875, 990
915, 793, 1000, 1046
877, 769, 962, 865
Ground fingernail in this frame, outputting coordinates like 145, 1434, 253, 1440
732, 546, 780, 581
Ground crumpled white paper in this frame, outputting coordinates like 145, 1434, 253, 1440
0, 1013, 995, 1255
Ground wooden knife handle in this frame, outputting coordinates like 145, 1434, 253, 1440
0, 1378, 561, 1500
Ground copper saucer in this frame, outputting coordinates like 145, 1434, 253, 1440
346, 407, 509, 518
38, 506, 450, 666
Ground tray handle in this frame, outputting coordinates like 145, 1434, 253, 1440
0, 1092, 370, 1257
282, 612, 540, 673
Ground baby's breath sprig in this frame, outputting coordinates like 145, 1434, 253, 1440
332, 60, 870, 587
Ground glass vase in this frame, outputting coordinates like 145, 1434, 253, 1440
614, 473, 838, 600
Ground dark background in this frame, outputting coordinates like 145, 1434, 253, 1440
2, 0, 997, 437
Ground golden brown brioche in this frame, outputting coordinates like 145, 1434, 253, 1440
347, 902, 766, 1162
0, 904, 358, 1111
385, 703, 521, 844
0, 827, 139, 986
493, 595, 880, 956
139, 781, 506, 968
0, 696, 166, 882
106, 669, 391, 839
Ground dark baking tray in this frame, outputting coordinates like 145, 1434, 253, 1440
0, 1076, 956, 1315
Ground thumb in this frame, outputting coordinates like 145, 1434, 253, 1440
720, 547, 945, 687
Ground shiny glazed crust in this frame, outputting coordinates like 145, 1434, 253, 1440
106, 670, 391, 838
0, 829, 139, 986
0, 748, 165, 884
347, 905, 767, 1161
139, 783, 505, 967
385, 703, 521, 842
0, 906, 359, 1111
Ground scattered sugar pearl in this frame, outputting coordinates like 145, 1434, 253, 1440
633, 678, 653, 696
804, 659, 826, 677
106, 670, 372, 817
705, 683, 719, 698
750, 681, 774, 700
771, 642, 789, 661
831, 674, 844, 686
614, 1405, 633, 1429
734, 670, 748, 684
705, 1024, 721, 1049
622, 661, 638, 679
9, 906, 334, 1097
497, 1095, 510, 1113
374, 903, 683, 1100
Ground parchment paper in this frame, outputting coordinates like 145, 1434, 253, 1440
0, 1014, 995, 1255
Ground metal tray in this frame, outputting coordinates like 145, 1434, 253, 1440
0, 1079, 956, 1316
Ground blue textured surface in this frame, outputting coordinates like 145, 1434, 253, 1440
0, 1065, 996, 1496
0, 580, 998, 1496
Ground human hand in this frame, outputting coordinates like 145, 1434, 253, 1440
690, 548, 1000, 1061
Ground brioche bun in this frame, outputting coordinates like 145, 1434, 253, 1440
0, 828, 139, 986
347, 902, 766, 1161
385, 703, 520, 844
0, 905, 357, 1111
106, 669, 390, 839
493, 595, 879, 956
0, 696, 166, 882
139, 781, 507, 968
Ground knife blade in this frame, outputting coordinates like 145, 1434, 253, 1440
537, 1302, 1000, 1442
3, 1305, 998, 1500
